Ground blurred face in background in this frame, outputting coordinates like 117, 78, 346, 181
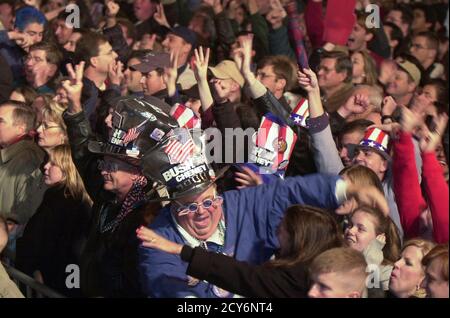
134, 0, 155, 22
125, 58, 144, 93
351, 52, 366, 84
422, 258, 449, 298
63, 32, 82, 53
54, 18, 73, 46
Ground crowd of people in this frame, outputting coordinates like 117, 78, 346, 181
0, 0, 448, 299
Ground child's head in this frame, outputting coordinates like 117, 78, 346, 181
308, 247, 368, 298
345, 206, 401, 264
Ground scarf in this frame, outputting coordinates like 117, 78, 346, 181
101, 175, 148, 233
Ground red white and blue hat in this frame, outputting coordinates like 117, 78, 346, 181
356, 127, 391, 160
248, 112, 297, 176
289, 98, 310, 128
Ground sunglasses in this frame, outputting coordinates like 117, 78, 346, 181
176, 196, 224, 216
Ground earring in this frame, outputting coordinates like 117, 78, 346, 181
414, 285, 427, 298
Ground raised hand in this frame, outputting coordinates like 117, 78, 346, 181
339, 93, 371, 118
266, 0, 287, 28
399, 105, 422, 133
164, 50, 179, 97
419, 113, 449, 153
381, 95, 397, 117
193, 46, 210, 82
368, 122, 401, 135
297, 68, 319, 94
108, 60, 124, 86
346, 183, 390, 217
231, 47, 244, 72
154, 3, 171, 28
239, 33, 253, 75
136, 226, 183, 255
62, 61, 85, 114
11, 31, 33, 51
234, 166, 263, 189
138, 33, 157, 50
270, 0, 287, 17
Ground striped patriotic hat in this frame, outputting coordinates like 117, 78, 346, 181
249, 113, 298, 176
356, 127, 391, 160
289, 98, 309, 128
170, 103, 201, 129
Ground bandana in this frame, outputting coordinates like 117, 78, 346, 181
101, 175, 148, 233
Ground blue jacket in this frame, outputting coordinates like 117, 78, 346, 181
0, 30, 26, 88
138, 174, 342, 298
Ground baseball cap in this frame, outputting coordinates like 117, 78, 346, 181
397, 60, 421, 86
169, 26, 197, 48
208, 60, 245, 88
131, 52, 170, 73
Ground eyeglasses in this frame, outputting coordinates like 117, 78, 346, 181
24, 55, 45, 64
38, 123, 61, 131
176, 195, 224, 216
256, 71, 277, 80
410, 43, 429, 51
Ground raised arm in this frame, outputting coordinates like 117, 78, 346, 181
392, 106, 427, 239
420, 113, 449, 243
298, 68, 343, 174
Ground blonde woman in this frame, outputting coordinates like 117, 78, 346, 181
36, 100, 68, 152
16, 145, 92, 297
389, 238, 435, 298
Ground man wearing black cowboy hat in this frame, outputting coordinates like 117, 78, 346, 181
62, 62, 178, 297
137, 127, 389, 298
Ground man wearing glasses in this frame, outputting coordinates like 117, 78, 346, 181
409, 31, 444, 82
73, 31, 121, 131
24, 41, 63, 94
0, 6, 46, 87
63, 81, 178, 296
138, 128, 388, 298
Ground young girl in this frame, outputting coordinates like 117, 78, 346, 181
345, 206, 402, 294
15, 145, 92, 297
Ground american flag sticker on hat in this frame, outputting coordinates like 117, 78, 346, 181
289, 98, 310, 128
170, 103, 201, 129
164, 132, 195, 164
122, 118, 149, 145
150, 128, 165, 141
